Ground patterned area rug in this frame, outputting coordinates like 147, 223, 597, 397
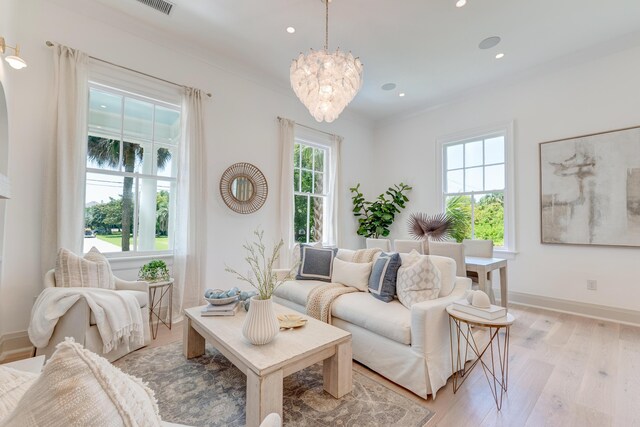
115, 341, 434, 426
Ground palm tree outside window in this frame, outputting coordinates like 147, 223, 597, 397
84, 84, 180, 254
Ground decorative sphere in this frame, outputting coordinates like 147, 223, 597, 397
472, 291, 491, 309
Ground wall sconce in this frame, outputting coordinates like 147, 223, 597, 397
0, 37, 27, 70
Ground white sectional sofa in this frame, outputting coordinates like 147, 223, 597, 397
274, 249, 472, 399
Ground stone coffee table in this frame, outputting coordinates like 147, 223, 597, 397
183, 303, 353, 427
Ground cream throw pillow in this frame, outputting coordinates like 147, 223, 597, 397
0, 366, 38, 422
55, 247, 115, 289
331, 257, 373, 291
396, 250, 442, 308
1, 338, 161, 427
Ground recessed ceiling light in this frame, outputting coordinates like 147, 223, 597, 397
399, 93, 406, 97
456, 0, 467, 7
100, 104, 107, 109
479, 36, 501, 50
381, 83, 397, 91
286, 27, 296, 34
495, 53, 505, 59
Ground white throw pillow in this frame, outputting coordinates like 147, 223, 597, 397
396, 250, 442, 308
55, 247, 115, 289
2, 338, 161, 427
0, 365, 37, 422
331, 257, 373, 291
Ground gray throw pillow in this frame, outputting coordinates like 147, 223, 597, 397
296, 245, 338, 282
368, 252, 401, 303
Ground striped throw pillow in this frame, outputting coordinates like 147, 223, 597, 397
54, 247, 115, 289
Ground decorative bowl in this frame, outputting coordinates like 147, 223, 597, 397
204, 288, 239, 305
277, 313, 307, 329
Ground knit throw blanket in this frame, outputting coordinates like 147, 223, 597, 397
351, 248, 381, 263
306, 284, 357, 324
28, 287, 144, 354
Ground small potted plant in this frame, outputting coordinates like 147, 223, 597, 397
138, 260, 170, 283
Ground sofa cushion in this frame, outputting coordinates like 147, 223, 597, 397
273, 280, 326, 307
296, 246, 338, 282
2, 338, 161, 427
396, 251, 441, 308
331, 292, 411, 345
0, 365, 38, 421
331, 258, 372, 291
336, 248, 356, 262
368, 252, 402, 303
90, 290, 148, 326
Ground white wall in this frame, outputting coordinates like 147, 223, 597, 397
373, 43, 640, 312
0, 0, 374, 335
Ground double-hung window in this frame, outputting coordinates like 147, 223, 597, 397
439, 124, 515, 252
83, 82, 181, 254
293, 139, 330, 244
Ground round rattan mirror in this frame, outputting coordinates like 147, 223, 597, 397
220, 162, 268, 214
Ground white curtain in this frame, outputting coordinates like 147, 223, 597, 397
278, 117, 295, 267
42, 44, 88, 272
173, 88, 207, 319
325, 135, 342, 247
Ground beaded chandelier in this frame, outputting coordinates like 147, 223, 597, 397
290, 0, 363, 123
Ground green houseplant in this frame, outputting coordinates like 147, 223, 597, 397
350, 183, 412, 238
138, 260, 170, 283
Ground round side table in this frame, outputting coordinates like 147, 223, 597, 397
446, 305, 515, 411
148, 279, 174, 339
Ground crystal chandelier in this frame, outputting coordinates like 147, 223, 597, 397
290, 0, 363, 123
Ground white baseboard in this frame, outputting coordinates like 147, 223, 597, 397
506, 290, 640, 326
0, 331, 33, 362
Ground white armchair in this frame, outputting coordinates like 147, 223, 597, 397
34, 270, 152, 362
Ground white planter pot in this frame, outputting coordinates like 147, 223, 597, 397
242, 296, 280, 345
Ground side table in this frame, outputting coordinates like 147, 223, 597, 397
148, 279, 174, 339
446, 305, 515, 410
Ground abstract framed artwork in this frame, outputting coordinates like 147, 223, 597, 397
540, 126, 640, 247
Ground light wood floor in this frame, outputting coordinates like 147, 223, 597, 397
152, 305, 640, 426
9, 305, 640, 426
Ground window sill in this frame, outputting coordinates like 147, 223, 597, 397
493, 249, 518, 260
106, 252, 174, 271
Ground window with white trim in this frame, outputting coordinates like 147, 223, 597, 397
83, 82, 181, 254
440, 125, 515, 251
293, 140, 329, 244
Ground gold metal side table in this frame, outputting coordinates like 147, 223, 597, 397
446, 305, 515, 410
148, 279, 174, 339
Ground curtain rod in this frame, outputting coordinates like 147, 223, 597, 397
277, 116, 338, 138
45, 41, 212, 98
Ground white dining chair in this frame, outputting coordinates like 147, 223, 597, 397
365, 238, 391, 252
428, 241, 466, 277
393, 239, 425, 254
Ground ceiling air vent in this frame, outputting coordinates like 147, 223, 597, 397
135, 0, 174, 15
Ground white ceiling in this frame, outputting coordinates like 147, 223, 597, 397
58, 0, 640, 121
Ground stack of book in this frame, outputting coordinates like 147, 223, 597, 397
201, 301, 239, 317
452, 299, 506, 320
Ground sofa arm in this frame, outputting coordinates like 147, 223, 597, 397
115, 278, 149, 293
410, 277, 471, 354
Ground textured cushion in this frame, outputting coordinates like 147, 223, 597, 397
2, 338, 161, 427
331, 292, 411, 345
296, 246, 338, 282
396, 250, 442, 308
273, 280, 325, 307
0, 366, 38, 422
368, 252, 402, 303
54, 247, 115, 289
331, 258, 372, 291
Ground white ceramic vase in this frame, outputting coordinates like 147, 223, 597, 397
242, 296, 280, 345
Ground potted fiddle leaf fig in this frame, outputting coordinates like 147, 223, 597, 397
350, 182, 412, 238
